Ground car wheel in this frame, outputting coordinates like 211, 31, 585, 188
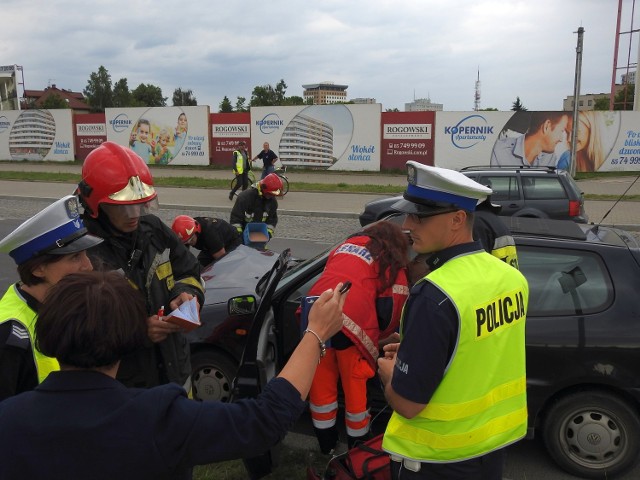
542, 391, 640, 478
191, 350, 237, 402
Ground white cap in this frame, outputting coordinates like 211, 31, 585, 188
392, 161, 492, 215
0, 195, 103, 265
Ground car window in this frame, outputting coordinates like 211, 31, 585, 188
477, 175, 519, 201
521, 176, 566, 200
518, 246, 613, 316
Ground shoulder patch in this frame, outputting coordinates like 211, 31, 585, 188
3, 320, 32, 350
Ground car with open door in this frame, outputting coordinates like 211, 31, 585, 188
229, 216, 640, 479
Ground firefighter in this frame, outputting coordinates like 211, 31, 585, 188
0, 195, 102, 400
307, 221, 410, 453
378, 162, 529, 480
76, 141, 204, 390
230, 172, 282, 239
171, 215, 242, 267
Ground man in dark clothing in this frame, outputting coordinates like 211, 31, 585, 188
252, 141, 279, 179
171, 215, 242, 267
77, 142, 204, 390
230, 173, 282, 239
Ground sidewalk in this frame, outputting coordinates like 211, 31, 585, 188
0, 162, 638, 229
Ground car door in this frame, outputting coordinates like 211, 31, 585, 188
474, 174, 525, 216
230, 248, 292, 479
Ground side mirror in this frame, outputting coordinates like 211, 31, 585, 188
228, 295, 257, 316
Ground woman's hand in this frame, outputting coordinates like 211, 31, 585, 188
306, 283, 348, 342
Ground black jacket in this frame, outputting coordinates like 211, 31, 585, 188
83, 214, 204, 388
193, 217, 242, 267
229, 187, 278, 233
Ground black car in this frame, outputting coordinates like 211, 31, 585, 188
210, 217, 640, 479
358, 166, 588, 226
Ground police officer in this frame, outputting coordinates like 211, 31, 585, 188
77, 141, 205, 390
230, 172, 282, 239
171, 215, 242, 267
473, 198, 519, 269
0, 195, 102, 400
377, 161, 529, 480
229, 140, 250, 200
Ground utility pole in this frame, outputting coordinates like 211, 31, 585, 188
570, 27, 584, 178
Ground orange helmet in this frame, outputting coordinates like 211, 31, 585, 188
260, 173, 283, 196
78, 141, 157, 218
171, 215, 200, 243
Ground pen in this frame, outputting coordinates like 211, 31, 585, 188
157, 306, 164, 317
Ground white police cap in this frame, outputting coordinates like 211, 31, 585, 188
0, 195, 103, 265
392, 161, 492, 215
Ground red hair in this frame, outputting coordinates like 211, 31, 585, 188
362, 222, 409, 290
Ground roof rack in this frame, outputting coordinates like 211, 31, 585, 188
459, 165, 557, 172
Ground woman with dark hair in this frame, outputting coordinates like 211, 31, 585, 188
0, 195, 102, 401
0, 270, 347, 479
306, 221, 410, 453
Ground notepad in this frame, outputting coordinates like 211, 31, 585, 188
164, 297, 201, 332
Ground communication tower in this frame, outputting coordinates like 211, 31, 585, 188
474, 68, 481, 111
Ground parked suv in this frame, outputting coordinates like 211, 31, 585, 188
358, 166, 588, 226
228, 217, 640, 479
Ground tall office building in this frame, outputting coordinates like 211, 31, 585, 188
302, 82, 348, 104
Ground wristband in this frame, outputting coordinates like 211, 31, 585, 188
304, 328, 326, 362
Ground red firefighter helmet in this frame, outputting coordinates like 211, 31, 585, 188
259, 173, 283, 196
78, 141, 157, 218
171, 215, 201, 243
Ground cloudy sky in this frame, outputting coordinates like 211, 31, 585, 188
2, 0, 636, 111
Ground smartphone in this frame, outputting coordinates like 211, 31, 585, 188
300, 295, 331, 347
339, 281, 352, 294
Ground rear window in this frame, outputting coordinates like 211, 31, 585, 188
519, 246, 613, 317
521, 176, 566, 200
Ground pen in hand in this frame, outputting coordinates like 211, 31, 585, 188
157, 306, 164, 318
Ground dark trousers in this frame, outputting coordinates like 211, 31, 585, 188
390, 448, 505, 480
231, 171, 248, 195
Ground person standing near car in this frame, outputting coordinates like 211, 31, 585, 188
307, 221, 410, 453
171, 215, 242, 267
230, 172, 282, 239
378, 161, 529, 480
229, 140, 250, 200
0, 195, 103, 401
77, 141, 205, 391
253, 141, 278, 179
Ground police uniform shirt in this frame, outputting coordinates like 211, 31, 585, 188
390, 241, 485, 405
0, 285, 41, 400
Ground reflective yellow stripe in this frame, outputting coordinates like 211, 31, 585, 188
423, 377, 526, 421
396, 407, 527, 450
176, 276, 204, 292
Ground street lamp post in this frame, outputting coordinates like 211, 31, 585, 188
570, 27, 584, 178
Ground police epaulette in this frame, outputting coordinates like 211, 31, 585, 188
4, 320, 31, 350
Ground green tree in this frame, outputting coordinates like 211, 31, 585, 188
385, 107, 400, 112
511, 96, 527, 111
481, 107, 498, 111
235, 96, 247, 112
112, 78, 132, 108
612, 85, 635, 110
84, 65, 113, 112
282, 95, 306, 106
40, 94, 70, 109
219, 96, 233, 112
173, 88, 197, 106
593, 96, 610, 110
132, 83, 167, 107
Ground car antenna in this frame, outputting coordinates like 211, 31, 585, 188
592, 174, 640, 233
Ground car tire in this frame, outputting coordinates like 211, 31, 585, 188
191, 350, 237, 402
542, 391, 640, 479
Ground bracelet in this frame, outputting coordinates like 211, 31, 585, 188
304, 328, 326, 361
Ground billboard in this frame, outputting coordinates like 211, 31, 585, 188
250, 104, 381, 171
381, 111, 434, 170
210, 112, 250, 166
105, 106, 210, 165
74, 113, 107, 161
0, 109, 74, 161
434, 111, 640, 173
0, 65, 20, 111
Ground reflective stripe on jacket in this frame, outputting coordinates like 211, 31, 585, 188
383, 251, 528, 462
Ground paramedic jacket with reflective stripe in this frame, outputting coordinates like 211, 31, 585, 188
0, 285, 59, 399
83, 214, 204, 388
383, 250, 528, 463
307, 235, 409, 369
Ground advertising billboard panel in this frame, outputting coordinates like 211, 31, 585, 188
105, 106, 210, 165
74, 113, 107, 161
250, 104, 381, 171
210, 112, 250, 166
381, 111, 434, 170
0, 65, 20, 111
0, 109, 74, 161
